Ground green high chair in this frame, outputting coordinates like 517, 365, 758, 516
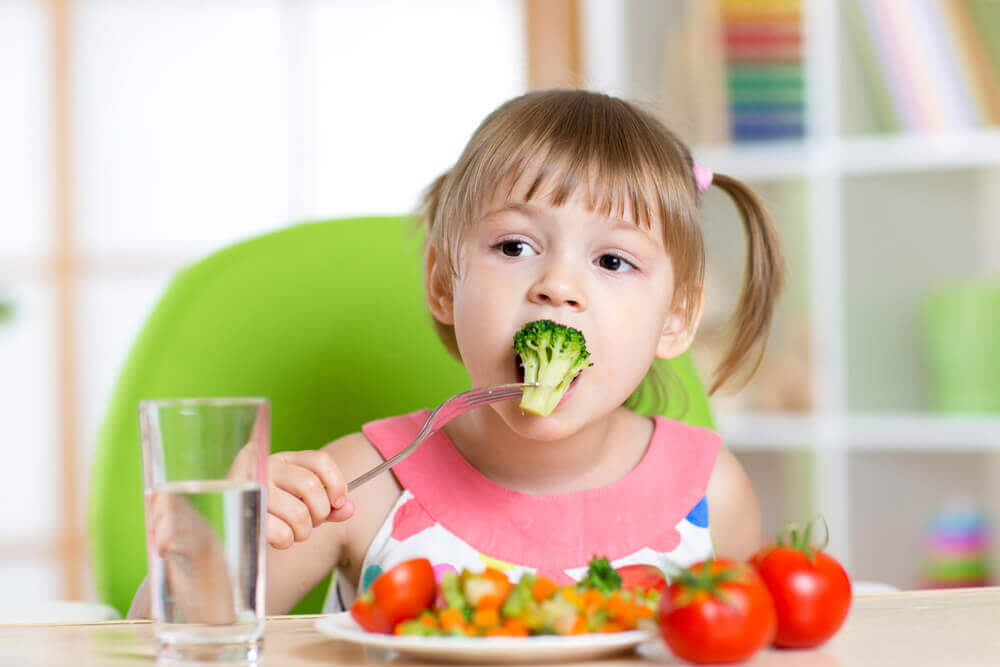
88, 216, 715, 617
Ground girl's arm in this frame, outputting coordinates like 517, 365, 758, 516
706, 448, 762, 560
266, 431, 401, 615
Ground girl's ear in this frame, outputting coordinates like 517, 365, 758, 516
655, 293, 703, 360
424, 244, 454, 325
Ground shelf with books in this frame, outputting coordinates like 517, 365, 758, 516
839, 0, 1000, 138
594, 1, 1000, 147
649, 0, 809, 146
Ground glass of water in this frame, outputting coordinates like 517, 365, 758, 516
138, 398, 268, 663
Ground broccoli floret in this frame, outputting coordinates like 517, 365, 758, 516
513, 320, 592, 417
578, 556, 622, 594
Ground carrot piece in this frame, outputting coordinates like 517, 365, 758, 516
599, 622, 625, 633
439, 607, 465, 632
502, 618, 529, 636
581, 588, 605, 612
570, 615, 589, 635
472, 607, 500, 629
632, 603, 655, 619
611, 599, 637, 627
531, 576, 558, 601
487, 619, 529, 637
606, 592, 628, 621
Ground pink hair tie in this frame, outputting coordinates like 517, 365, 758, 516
693, 164, 713, 192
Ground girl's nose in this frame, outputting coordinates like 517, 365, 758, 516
528, 265, 587, 311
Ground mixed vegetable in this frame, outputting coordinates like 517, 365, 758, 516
349, 519, 854, 664
351, 556, 660, 637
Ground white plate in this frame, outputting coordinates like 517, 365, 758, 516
315, 612, 657, 664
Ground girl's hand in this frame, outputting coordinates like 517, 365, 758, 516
265, 450, 355, 549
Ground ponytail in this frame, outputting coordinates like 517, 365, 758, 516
706, 173, 785, 394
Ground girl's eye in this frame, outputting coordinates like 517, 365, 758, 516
495, 240, 536, 257
596, 254, 635, 273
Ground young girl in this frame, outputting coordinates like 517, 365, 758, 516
131, 89, 784, 619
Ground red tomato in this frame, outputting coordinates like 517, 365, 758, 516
349, 597, 391, 634
350, 558, 436, 633
616, 564, 667, 594
750, 518, 852, 648
658, 559, 776, 664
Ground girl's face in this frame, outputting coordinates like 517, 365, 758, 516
428, 179, 695, 441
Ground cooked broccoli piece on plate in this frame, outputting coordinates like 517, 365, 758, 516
578, 556, 623, 594
513, 320, 592, 417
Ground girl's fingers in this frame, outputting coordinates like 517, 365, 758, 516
266, 514, 294, 550
270, 462, 333, 526
326, 499, 355, 523
271, 450, 348, 511
267, 485, 314, 543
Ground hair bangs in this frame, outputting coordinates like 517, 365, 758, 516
477, 98, 696, 238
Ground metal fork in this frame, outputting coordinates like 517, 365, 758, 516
346, 382, 537, 491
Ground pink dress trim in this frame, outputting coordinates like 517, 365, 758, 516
362, 412, 721, 573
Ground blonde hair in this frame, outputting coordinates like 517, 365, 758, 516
420, 89, 784, 397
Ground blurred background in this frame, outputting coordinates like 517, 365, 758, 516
1, 0, 999, 611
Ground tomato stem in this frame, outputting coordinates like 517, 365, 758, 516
775, 515, 830, 563
674, 560, 744, 609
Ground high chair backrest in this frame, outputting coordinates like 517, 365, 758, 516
88, 216, 714, 616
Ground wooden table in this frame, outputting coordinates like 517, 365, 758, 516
2, 587, 998, 666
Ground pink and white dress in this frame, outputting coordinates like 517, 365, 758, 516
323, 410, 721, 613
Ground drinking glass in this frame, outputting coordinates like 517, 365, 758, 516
138, 398, 269, 662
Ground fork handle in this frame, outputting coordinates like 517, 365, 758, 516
344, 382, 532, 492
345, 433, 425, 492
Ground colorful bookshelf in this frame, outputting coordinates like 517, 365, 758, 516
845, 0, 1000, 133
722, 0, 807, 140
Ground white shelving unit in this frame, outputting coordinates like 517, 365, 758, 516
583, 0, 1000, 588
692, 128, 1000, 180
719, 413, 1000, 452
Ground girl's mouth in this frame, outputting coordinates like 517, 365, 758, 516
561, 372, 582, 400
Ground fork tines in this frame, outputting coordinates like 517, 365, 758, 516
462, 387, 527, 406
